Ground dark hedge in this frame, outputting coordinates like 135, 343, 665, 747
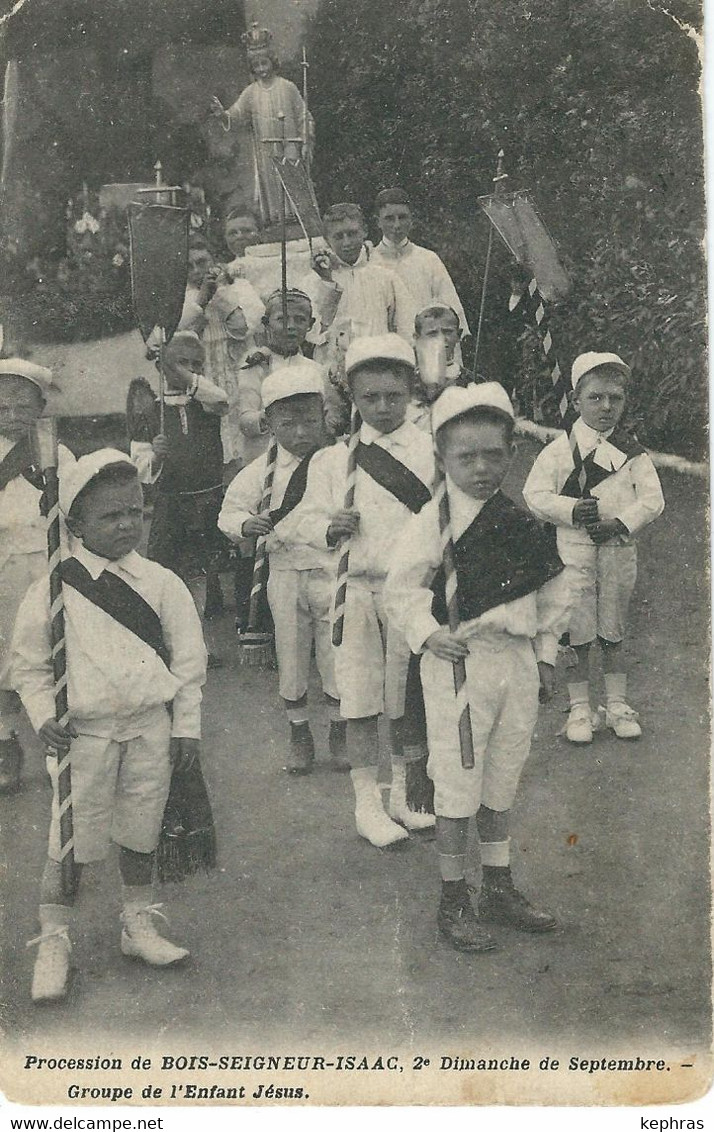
305, 0, 707, 459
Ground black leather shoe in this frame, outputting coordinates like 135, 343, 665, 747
438, 893, 497, 952
0, 736, 23, 794
479, 868, 557, 933
285, 724, 315, 775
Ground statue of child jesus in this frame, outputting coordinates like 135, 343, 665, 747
210, 24, 315, 229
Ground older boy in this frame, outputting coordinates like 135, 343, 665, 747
12, 451, 206, 1001
523, 352, 664, 743
0, 359, 74, 793
219, 364, 346, 773
297, 335, 435, 847
300, 203, 415, 367
372, 188, 469, 340
385, 383, 575, 951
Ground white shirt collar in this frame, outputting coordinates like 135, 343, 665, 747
573, 417, 615, 448
0, 435, 15, 460
276, 444, 301, 467
73, 543, 145, 580
335, 246, 369, 270
360, 420, 412, 449
381, 237, 410, 252
445, 476, 489, 528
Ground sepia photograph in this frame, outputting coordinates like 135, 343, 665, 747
0, 0, 710, 1112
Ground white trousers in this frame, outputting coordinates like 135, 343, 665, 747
333, 580, 411, 720
560, 541, 637, 645
267, 567, 338, 702
422, 636, 539, 819
47, 707, 171, 864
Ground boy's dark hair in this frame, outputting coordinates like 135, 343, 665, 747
374, 187, 410, 212
346, 359, 414, 392
436, 406, 515, 451
265, 391, 324, 420
68, 462, 139, 524
323, 203, 365, 228
414, 304, 460, 335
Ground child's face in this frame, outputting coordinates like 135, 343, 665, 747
350, 365, 411, 434
325, 219, 365, 266
163, 338, 205, 388
71, 478, 144, 561
265, 300, 313, 355
250, 51, 274, 81
573, 370, 626, 433
0, 376, 45, 442
378, 204, 413, 245
224, 215, 259, 257
416, 311, 460, 364
438, 419, 514, 500
187, 247, 214, 288
267, 394, 324, 458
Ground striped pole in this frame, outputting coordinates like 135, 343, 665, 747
332, 403, 362, 647
246, 439, 278, 631
435, 468, 475, 770
34, 419, 77, 898
516, 277, 585, 489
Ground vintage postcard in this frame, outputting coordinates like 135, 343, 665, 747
0, 0, 710, 1113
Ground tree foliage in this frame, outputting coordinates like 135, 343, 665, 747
306, 0, 706, 457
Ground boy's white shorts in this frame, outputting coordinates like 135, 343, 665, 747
46, 706, 172, 863
267, 566, 338, 702
560, 541, 637, 646
422, 635, 539, 819
333, 579, 411, 720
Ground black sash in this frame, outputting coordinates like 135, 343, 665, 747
0, 436, 45, 495
560, 426, 646, 500
431, 491, 565, 624
61, 558, 169, 667
268, 449, 317, 527
356, 442, 431, 514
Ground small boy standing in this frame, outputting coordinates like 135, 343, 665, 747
219, 364, 346, 774
0, 359, 74, 793
12, 451, 207, 1001
523, 352, 664, 744
410, 303, 474, 431
298, 335, 435, 847
385, 383, 575, 951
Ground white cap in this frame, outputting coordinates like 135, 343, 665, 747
571, 351, 630, 389
0, 358, 53, 391
261, 361, 325, 410
60, 448, 136, 515
431, 382, 515, 435
345, 333, 416, 377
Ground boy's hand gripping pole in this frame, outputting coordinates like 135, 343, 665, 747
34, 418, 77, 898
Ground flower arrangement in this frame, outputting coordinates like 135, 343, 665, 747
6, 190, 136, 344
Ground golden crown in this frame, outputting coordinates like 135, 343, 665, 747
242, 22, 273, 51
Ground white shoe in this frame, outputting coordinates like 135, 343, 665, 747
355, 785, 409, 848
604, 701, 642, 740
121, 904, 189, 966
565, 703, 595, 744
388, 780, 436, 831
28, 926, 71, 1003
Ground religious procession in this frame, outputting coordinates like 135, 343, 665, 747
0, 0, 708, 1077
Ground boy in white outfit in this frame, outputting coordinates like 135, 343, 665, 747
218, 363, 347, 774
385, 383, 575, 952
297, 334, 435, 847
523, 352, 664, 744
12, 451, 206, 1002
0, 359, 74, 793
